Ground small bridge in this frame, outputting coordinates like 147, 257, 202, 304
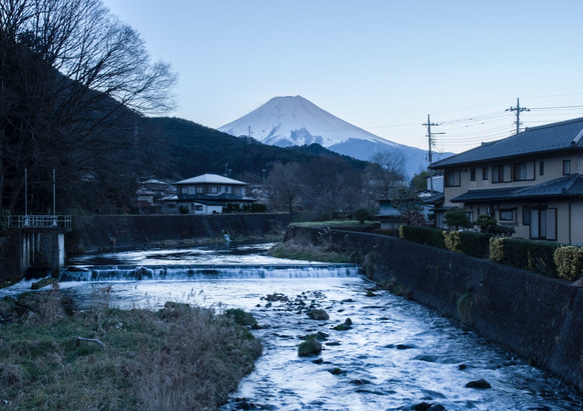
7, 215, 72, 277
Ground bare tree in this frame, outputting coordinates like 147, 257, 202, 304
369, 149, 407, 200
266, 162, 303, 214
0, 0, 176, 212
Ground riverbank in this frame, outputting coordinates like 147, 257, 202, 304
0, 288, 262, 410
68, 213, 292, 255
283, 225, 583, 393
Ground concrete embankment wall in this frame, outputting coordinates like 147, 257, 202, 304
68, 213, 292, 254
285, 226, 583, 392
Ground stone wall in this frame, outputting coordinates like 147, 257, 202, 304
68, 213, 292, 254
285, 225, 583, 392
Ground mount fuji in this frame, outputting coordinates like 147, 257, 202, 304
218, 96, 449, 178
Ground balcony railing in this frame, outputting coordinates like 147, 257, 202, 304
7, 215, 72, 229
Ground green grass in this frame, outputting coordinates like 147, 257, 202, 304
270, 240, 352, 263
291, 220, 374, 228
0, 289, 262, 410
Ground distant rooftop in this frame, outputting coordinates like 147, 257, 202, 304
175, 173, 247, 186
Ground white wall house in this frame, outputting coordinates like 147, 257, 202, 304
160, 174, 254, 214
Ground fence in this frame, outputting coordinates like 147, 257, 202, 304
7, 215, 72, 229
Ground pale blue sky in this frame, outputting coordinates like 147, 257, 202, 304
103, 0, 583, 153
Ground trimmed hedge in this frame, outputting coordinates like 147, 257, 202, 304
399, 225, 446, 249
489, 237, 560, 278
459, 231, 493, 258
554, 246, 583, 281
401, 226, 491, 258
400, 225, 570, 278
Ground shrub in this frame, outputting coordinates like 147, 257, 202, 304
458, 231, 493, 258
225, 308, 257, 326
353, 207, 370, 223
443, 231, 462, 253
489, 237, 505, 262
251, 203, 267, 213
554, 246, 583, 281
443, 208, 473, 230
489, 237, 560, 277
400, 225, 446, 249
475, 214, 497, 233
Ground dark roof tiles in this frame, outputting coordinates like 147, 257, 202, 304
432, 117, 583, 168
451, 174, 583, 203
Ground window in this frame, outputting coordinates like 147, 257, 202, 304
530, 208, 557, 240
522, 206, 530, 225
499, 209, 514, 221
482, 167, 489, 180
539, 161, 544, 176
513, 161, 535, 181
209, 186, 219, 194
233, 187, 242, 196
563, 160, 571, 175
445, 170, 461, 187
195, 205, 203, 211
470, 168, 476, 181
466, 212, 474, 223
492, 165, 512, 183
196, 186, 204, 194
180, 187, 188, 194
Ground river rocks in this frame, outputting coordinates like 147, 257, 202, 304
31, 277, 55, 290
307, 308, 329, 320
402, 402, 446, 411
263, 292, 289, 302
300, 331, 328, 341
333, 317, 353, 331
465, 378, 491, 389
328, 367, 344, 375
349, 378, 372, 385
298, 336, 322, 356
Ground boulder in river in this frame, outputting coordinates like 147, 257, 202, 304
298, 336, 322, 356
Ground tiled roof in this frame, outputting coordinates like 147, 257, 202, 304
512, 174, 583, 198
450, 187, 525, 203
451, 174, 583, 203
431, 117, 583, 168
175, 173, 247, 185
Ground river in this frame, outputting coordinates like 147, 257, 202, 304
2, 242, 582, 410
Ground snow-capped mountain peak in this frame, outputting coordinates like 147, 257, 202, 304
219, 96, 449, 177
219, 95, 396, 148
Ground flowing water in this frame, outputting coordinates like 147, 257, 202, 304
2, 242, 582, 410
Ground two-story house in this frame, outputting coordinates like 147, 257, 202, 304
160, 173, 255, 214
430, 117, 583, 244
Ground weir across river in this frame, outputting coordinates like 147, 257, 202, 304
7, 215, 72, 276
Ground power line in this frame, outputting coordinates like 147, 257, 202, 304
505, 98, 530, 135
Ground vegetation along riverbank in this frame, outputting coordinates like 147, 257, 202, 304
0, 287, 262, 410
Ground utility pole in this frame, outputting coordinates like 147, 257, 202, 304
506, 98, 530, 135
248, 126, 253, 138
422, 114, 444, 193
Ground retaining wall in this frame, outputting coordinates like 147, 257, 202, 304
68, 213, 292, 254
285, 225, 583, 392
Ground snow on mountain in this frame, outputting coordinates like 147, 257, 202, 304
218, 96, 447, 178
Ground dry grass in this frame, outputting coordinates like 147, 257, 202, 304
0, 290, 262, 410
270, 237, 352, 263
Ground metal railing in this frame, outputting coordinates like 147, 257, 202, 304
8, 215, 72, 229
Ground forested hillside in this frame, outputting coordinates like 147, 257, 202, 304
137, 117, 370, 182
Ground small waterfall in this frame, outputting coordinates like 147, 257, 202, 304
60, 264, 361, 282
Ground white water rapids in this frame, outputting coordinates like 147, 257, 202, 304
2, 242, 582, 410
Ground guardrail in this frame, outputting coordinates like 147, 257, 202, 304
7, 215, 72, 229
